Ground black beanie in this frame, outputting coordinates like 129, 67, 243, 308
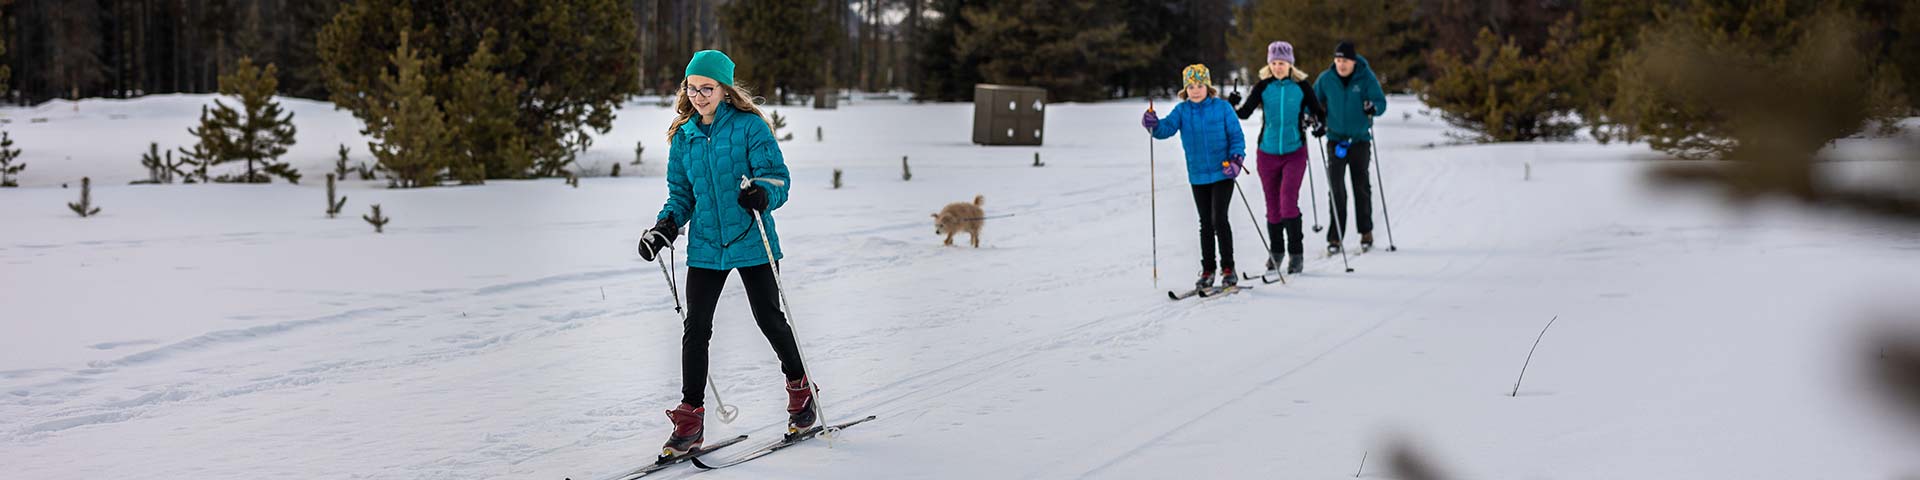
1334, 41, 1357, 60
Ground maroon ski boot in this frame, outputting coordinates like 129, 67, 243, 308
660, 403, 704, 459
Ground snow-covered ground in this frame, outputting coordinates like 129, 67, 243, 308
3, 94, 1919, 479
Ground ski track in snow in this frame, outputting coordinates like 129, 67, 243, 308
4, 96, 1920, 479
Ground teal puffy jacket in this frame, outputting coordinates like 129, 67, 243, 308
656, 103, 791, 270
1313, 55, 1389, 142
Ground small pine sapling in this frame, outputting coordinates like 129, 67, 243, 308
363, 204, 391, 233
769, 110, 794, 141
335, 144, 352, 179
68, 177, 102, 217
325, 174, 348, 218
0, 131, 25, 187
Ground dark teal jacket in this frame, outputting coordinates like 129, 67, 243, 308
1313, 55, 1389, 142
656, 103, 790, 270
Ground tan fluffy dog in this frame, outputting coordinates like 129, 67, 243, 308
932, 195, 985, 248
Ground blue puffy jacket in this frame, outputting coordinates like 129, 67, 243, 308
1150, 96, 1246, 185
656, 103, 791, 270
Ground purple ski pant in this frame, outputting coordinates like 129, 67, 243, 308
1256, 147, 1309, 224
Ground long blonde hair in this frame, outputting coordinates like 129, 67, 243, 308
1259, 64, 1310, 82
665, 80, 770, 141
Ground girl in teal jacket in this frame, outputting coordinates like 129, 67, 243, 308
635, 50, 814, 458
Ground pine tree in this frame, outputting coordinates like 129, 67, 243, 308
0, 131, 22, 187
363, 203, 390, 233
46, 0, 107, 100
1613, 1, 1868, 160
365, 33, 451, 189
444, 30, 525, 184
226, 58, 300, 183
1, 12, 9, 92
1419, 15, 1603, 142
182, 58, 300, 183
719, 0, 838, 104
68, 177, 102, 217
1233, 0, 1427, 92
136, 141, 187, 184
1111, 0, 1233, 97
325, 173, 348, 218
335, 144, 352, 179
319, 0, 639, 182
910, 0, 987, 102
954, 0, 1161, 101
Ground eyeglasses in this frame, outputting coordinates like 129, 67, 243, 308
684, 85, 721, 98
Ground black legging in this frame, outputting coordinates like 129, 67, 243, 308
1190, 179, 1236, 272
1325, 140, 1374, 243
680, 263, 807, 407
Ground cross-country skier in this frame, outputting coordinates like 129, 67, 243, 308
1143, 63, 1248, 290
635, 50, 815, 458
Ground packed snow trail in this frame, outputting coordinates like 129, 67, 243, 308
3, 96, 1918, 479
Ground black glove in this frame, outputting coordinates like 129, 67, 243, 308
1226, 91, 1243, 106
738, 184, 769, 212
1311, 120, 1327, 138
1363, 101, 1377, 116
638, 216, 677, 261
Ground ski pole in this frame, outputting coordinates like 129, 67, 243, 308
1321, 140, 1354, 273
1368, 127, 1398, 252
1231, 169, 1286, 284
1307, 135, 1323, 233
1148, 98, 1159, 286
649, 230, 739, 424
738, 176, 835, 439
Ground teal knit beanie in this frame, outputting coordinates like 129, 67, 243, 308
685, 50, 735, 86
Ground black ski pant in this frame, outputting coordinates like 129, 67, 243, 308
1325, 140, 1375, 244
1191, 179, 1236, 272
680, 263, 806, 408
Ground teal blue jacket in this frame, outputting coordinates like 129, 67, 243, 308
1234, 76, 1327, 155
657, 103, 790, 270
1313, 55, 1389, 142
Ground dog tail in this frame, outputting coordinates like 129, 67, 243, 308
973, 194, 984, 206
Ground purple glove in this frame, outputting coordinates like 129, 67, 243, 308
1223, 154, 1246, 177
1141, 110, 1159, 131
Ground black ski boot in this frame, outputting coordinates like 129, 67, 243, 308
1196, 269, 1217, 290
1284, 217, 1306, 274
1265, 222, 1287, 276
1221, 265, 1238, 287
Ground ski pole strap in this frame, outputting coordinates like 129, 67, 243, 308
738, 176, 788, 189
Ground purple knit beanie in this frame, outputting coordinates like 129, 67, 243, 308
1267, 41, 1295, 64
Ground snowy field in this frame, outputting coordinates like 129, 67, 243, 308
3, 94, 1920, 479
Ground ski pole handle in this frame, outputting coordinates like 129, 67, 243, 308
739, 176, 788, 190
